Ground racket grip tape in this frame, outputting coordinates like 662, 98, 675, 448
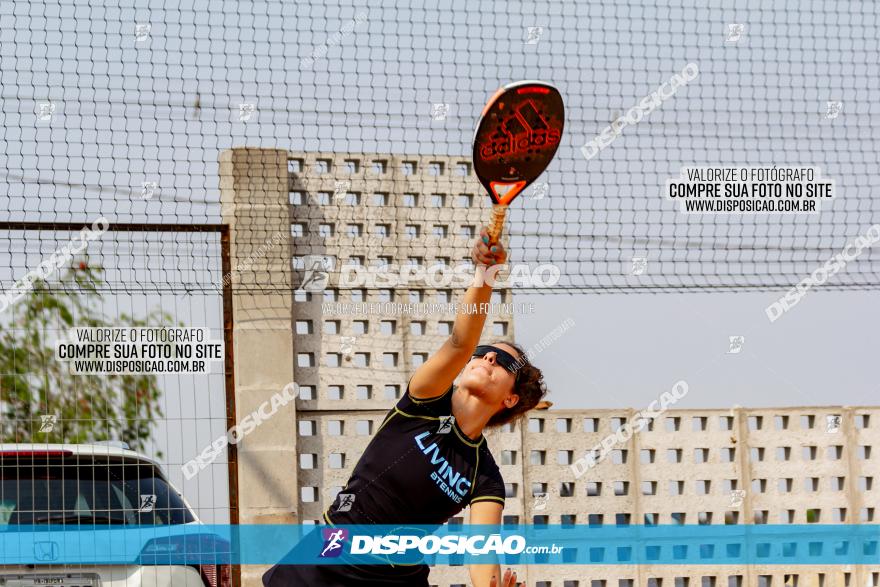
487, 204, 507, 246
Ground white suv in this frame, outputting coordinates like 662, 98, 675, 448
0, 443, 231, 587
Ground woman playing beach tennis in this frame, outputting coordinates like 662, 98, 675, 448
263, 227, 548, 587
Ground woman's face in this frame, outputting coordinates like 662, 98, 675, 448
458, 343, 522, 412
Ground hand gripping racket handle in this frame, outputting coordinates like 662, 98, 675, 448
487, 204, 507, 246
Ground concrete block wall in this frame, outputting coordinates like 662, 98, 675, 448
220, 147, 879, 586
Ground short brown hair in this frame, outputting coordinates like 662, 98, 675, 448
485, 340, 548, 427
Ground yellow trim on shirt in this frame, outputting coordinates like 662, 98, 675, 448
394, 407, 441, 421
470, 496, 506, 505
406, 382, 453, 404
471, 445, 480, 490
394, 406, 485, 448
454, 424, 483, 448
375, 410, 398, 434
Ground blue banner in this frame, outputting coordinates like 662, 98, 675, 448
0, 524, 877, 565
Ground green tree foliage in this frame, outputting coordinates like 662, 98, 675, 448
0, 261, 169, 453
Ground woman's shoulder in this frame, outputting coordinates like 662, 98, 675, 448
397, 381, 455, 416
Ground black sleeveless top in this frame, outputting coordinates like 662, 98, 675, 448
323, 379, 506, 526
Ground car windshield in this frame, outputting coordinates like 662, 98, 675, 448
0, 457, 195, 526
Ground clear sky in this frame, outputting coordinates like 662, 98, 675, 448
2, 0, 877, 409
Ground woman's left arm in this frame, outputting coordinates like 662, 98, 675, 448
468, 501, 520, 587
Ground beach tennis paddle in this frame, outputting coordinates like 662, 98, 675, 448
472, 80, 565, 246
